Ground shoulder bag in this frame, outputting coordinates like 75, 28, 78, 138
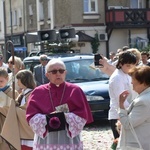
117, 119, 143, 150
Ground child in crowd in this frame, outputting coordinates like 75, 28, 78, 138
0, 68, 18, 106
0, 68, 19, 150
0, 70, 36, 150
8, 56, 25, 93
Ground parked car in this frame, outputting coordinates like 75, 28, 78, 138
23, 53, 110, 120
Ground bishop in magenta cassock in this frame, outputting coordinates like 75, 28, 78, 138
26, 58, 93, 150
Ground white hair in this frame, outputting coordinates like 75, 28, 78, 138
39, 54, 48, 60
45, 58, 66, 72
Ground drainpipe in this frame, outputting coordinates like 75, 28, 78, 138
9, 0, 13, 40
2, 0, 7, 61
36, 0, 40, 31
23, 0, 27, 57
105, 0, 109, 58
50, 0, 54, 29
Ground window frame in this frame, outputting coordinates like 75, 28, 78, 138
18, 8, 22, 26
83, 0, 98, 14
29, 4, 33, 16
39, 1, 44, 21
48, 0, 51, 19
13, 10, 17, 26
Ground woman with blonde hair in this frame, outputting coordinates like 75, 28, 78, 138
8, 56, 24, 93
127, 48, 141, 66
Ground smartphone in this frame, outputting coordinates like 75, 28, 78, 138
94, 54, 103, 67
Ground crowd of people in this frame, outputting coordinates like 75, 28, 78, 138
0, 53, 93, 150
0, 45, 150, 150
98, 46, 150, 150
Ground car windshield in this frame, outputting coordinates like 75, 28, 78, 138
65, 59, 109, 83
24, 61, 40, 72
23, 57, 109, 83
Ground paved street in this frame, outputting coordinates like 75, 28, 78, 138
82, 119, 113, 150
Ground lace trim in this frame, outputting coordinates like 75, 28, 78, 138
33, 142, 83, 150
65, 113, 86, 138
29, 113, 47, 138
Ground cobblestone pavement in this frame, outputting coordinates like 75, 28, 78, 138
81, 119, 113, 150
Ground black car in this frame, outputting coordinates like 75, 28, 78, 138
23, 53, 110, 120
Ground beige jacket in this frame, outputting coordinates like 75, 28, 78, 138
0, 86, 18, 107
0, 87, 19, 150
0, 90, 34, 150
118, 87, 150, 150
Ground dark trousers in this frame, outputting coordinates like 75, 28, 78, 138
109, 119, 120, 139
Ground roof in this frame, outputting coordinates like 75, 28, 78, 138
76, 31, 95, 42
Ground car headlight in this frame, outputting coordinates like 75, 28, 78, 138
86, 95, 104, 101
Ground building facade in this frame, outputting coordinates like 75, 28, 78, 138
0, 0, 150, 60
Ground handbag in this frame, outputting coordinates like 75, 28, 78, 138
117, 119, 143, 150
46, 112, 66, 132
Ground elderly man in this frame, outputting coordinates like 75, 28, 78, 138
26, 58, 93, 150
33, 54, 49, 86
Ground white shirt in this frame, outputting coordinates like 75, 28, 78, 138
8, 73, 20, 92
0, 62, 8, 70
20, 88, 32, 106
108, 69, 138, 120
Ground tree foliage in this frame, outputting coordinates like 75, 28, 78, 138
90, 33, 100, 54
140, 44, 150, 52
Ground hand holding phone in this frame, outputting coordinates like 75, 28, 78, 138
94, 54, 103, 67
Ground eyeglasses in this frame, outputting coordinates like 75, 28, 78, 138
41, 58, 48, 61
8, 61, 13, 64
48, 69, 65, 74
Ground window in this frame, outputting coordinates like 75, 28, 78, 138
65, 59, 109, 81
84, 0, 98, 13
18, 8, 22, 26
18, 18, 22, 26
39, 2, 44, 21
13, 10, 17, 26
130, 0, 144, 8
29, 4, 33, 16
12, 36, 21, 45
29, 18, 33, 25
48, 0, 51, 19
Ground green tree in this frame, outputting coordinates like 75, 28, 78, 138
90, 33, 100, 54
140, 44, 150, 52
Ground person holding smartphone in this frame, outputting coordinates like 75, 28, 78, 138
108, 51, 137, 149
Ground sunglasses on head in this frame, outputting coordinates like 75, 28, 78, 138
41, 58, 48, 61
8, 61, 13, 64
48, 69, 65, 74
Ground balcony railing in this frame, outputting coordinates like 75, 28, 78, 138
106, 8, 150, 28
